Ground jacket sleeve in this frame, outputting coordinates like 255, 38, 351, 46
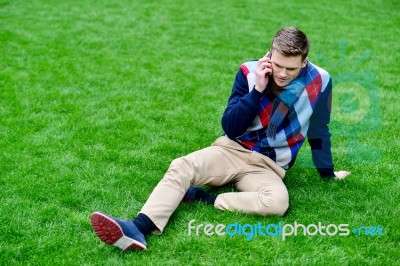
307, 78, 335, 178
221, 67, 264, 139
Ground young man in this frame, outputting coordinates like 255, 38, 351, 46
90, 27, 350, 251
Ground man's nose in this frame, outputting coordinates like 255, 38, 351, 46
279, 69, 288, 77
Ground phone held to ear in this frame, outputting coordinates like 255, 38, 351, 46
266, 50, 272, 76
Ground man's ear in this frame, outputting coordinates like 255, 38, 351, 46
302, 58, 308, 68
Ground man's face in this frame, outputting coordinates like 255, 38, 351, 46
270, 50, 307, 88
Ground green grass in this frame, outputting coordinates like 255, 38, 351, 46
1, 0, 399, 265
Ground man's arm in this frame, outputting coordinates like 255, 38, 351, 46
307, 77, 334, 178
221, 67, 264, 139
222, 54, 273, 139
307, 78, 350, 179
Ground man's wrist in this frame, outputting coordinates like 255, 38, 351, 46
254, 85, 265, 93
251, 86, 264, 98
318, 167, 335, 179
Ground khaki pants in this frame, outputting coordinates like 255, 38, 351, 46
139, 136, 289, 233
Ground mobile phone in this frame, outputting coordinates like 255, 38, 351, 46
266, 50, 272, 76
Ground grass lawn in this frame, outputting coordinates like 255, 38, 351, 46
1, 0, 399, 265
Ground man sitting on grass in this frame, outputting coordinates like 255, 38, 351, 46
89, 27, 350, 251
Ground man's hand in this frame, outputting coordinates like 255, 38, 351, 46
255, 52, 272, 93
334, 170, 351, 180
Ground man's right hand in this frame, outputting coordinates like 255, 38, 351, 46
334, 170, 351, 180
255, 51, 272, 93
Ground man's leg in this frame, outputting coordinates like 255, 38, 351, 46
214, 171, 289, 216
90, 136, 252, 250
183, 137, 289, 216
138, 137, 256, 233
90, 136, 287, 250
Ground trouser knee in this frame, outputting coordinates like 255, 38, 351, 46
258, 187, 289, 216
162, 157, 194, 191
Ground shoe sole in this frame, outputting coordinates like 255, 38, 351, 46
90, 212, 147, 251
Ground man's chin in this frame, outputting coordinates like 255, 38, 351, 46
274, 78, 288, 88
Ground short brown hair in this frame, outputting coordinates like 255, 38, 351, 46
271, 27, 309, 61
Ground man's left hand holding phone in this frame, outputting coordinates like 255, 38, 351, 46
255, 51, 273, 93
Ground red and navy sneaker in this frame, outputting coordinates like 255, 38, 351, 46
90, 211, 147, 251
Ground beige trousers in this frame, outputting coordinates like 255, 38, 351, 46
139, 136, 289, 233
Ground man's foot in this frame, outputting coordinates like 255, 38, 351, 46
90, 211, 147, 251
182, 186, 207, 202
182, 186, 217, 205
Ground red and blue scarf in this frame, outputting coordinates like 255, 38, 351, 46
238, 61, 324, 168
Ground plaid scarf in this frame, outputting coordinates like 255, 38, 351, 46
265, 69, 307, 139
238, 60, 325, 168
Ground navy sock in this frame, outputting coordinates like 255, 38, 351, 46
197, 189, 217, 204
204, 193, 217, 205
183, 186, 217, 205
132, 213, 156, 236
